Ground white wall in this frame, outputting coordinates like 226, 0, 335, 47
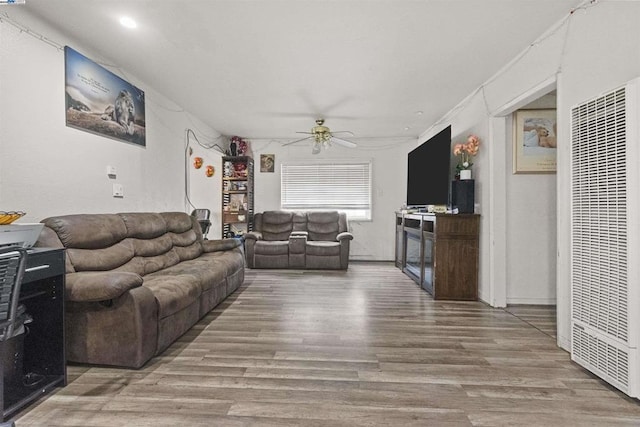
505, 93, 557, 305
186, 136, 226, 239
248, 138, 407, 261
505, 127, 557, 304
0, 12, 220, 224
417, 1, 640, 350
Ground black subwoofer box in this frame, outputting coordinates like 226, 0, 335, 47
452, 180, 475, 214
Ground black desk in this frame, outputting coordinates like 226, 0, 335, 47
1, 248, 66, 421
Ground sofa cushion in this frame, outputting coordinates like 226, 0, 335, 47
67, 239, 135, 272
197, 251, 245, 277
161, 212, 195, 234
174, 240, 204, 261
120, 213, 167, 239
130, 234, 174, 257
254, 241, 289, 256
307, 211, 340, 241
306, 241, 341, 256
43, 214, 127, 249
292, 212, 307, 232
142, 250, 181, 275
261, 211, 294, 241
148, 257, 227, 292
142, 275, 201, 319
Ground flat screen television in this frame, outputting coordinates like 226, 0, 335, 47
407, 125, 451, 207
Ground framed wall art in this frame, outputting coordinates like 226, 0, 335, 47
513, 109, 556, 174
65, 46, 146, 147
260, 154, 275, 173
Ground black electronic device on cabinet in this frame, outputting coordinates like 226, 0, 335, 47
406, 125, 452, 208
451, 180, 475, 214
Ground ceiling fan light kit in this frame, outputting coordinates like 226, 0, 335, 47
285, 118, 357, 154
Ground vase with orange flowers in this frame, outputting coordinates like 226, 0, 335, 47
453, 135, 480, 180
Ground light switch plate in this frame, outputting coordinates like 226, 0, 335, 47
112, 183, 124, 198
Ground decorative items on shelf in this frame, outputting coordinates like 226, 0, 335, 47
453, 135, 480, 180
223, 161, 233, 178
233, 162, 248, 177
223, 159, 249, 178
229, 136, 250, 157
221, 156, 254, 239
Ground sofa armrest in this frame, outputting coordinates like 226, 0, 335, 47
244, 231, 263, 241
66, 271, 143, 302
243, 232, 261, 268
337, 232, 354, 242
202, 238, 242, 253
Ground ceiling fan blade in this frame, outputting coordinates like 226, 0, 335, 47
296, 131, 313, 134
330, 136, 357, 148
330, 131, 355, 136
282, 136, 313, 146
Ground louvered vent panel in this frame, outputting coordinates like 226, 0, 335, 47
572, 324, 629, 390
571, 87, 628, 344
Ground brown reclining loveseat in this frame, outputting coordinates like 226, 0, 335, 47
244, 210, 353, 270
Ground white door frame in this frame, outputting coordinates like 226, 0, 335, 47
487, 75, 557, 308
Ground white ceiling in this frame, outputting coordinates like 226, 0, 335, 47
11, 0, 582, 142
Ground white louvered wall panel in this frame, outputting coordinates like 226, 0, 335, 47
570, 79, 640, 397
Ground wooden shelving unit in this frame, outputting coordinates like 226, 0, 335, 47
222, 156, 254, 238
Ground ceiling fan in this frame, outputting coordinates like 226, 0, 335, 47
283, 118, 357, 154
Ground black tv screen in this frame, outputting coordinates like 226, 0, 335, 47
407, 125, 451, 206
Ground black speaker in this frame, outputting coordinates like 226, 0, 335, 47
452, 180, 475, 214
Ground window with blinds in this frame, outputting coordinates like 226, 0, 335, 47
281, 162, 372, 220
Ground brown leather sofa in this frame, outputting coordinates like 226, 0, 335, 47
35, 211, 244, 368
244, 211, 353, 270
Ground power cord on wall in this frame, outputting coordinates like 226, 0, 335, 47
420, 0, 601, 138
184, 128, 227, 213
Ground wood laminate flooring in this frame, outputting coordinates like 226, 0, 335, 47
15, 262, 640, 426
505, 305, 557, 339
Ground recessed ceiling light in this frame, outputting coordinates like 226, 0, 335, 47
415, 111, 423, 115
120, 16, 137, 29
404, 127, 411, 131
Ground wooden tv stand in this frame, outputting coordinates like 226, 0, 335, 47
395, 212, 479, 300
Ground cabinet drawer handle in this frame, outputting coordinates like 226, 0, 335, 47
25, 264, 50, 273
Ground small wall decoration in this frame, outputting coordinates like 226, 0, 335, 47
193, 157, 203, 169
229, 138, 238, 156
229, 136, 251, 157
513, 109, 557, 174
205, 165, 215, 177
260, 154, 275, 173
64, 46, 146, 146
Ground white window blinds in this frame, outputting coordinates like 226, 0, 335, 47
281, 162, 371, 219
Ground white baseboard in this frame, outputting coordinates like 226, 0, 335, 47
507, 297, 556, 305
